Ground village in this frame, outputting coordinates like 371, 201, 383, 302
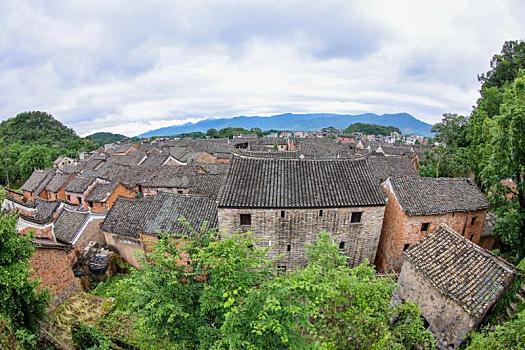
1, 128, 513, 349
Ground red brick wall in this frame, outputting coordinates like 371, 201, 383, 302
377, 185, 488, 273
30, 248, 81, 304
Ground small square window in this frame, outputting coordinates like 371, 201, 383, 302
421, 223, 430, 232
67, 194, 71, 201
403, 244, 410, 251
88, 200, 94, 208
281, 210, 285, 218
286, 244, 291, 252
277, 265, 287, 274
471, 217, 477, 225
177, 190, 184, 194
240, 214, 251, 226
339, 241, 345, 250
319, 209, 323, 217
78, 197, 82, 204
351, 212, 362, 223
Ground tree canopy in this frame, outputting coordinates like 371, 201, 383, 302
0, 213, 48, 348
0, 111, 97, 185
92, 230, 434, 349
344, 123, 401, 135
86, 132, 138, 147
419, 40, 525, 261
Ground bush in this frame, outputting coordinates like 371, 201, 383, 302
71, 322, 110, 350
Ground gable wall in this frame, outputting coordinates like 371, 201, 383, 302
398, 260, 476, 349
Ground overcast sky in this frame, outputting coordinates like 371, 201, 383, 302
1, 0, 523, 136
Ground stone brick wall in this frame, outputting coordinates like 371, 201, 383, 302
73, 218, 106, 253
30, 248, 81, 305
104, 231, 144, 268
218, 206, 385, 270
376, 184, 488, 273
398, 261, 476, 349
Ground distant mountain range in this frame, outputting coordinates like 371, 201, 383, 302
139, 113, 433, 138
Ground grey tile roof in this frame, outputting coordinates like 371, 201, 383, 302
45, 172, 72, 192
21, 169, 53, 192
143, 193, 218, 237
34, 169, 57, 196
388, 176, 489, 215
187, 174, 224, 198
233, 150, 300, 159
379, 145, 413, 156
140, 154, 171, 166
218, 157, 386, 208
105, 152, 146, 166
34, 199, 61, 222
65, 176, 96, 194
86, 182, 119, 202
404, 224, 515, 318
101, 197, 157, 238
367, 155, 418, 183
199, 163, 230, 175
101, 193, 218, 238
54, 209, 89, 244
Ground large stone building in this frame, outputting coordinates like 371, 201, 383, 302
398, 224, 515, 349
376, 176, 490, 272
217, 156, 386, 271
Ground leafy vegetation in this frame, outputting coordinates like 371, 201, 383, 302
71, 322, 110, 350
170, 127, 280, 140
419, 40, 525, 261
344, 122, 401, 135
0, 111, 97, 185
88, 230, 434, 349
0, 212, 49, 348
86, 132, 138, 147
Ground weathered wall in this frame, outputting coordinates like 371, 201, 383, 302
218, 206, 385, 270
30, 248, 81, 305
104, 231, 144, 268
73, 218, 105, 253
397, 261, 476, 349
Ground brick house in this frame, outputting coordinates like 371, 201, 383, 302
101, 193, 218, 267
376, 176, 490, 273
20, 169, 55, 201
217, 156, 386, 271
83, 181, 136, 213
64, 176, 97, 206
44, 172, 74, 201
398, 224, 515, 349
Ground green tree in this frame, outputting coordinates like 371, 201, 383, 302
0, 213, 48, 338
477, 71, 525, 260
217, 232, 434, 349
466, 309, 525, 349
419, 114, 472, 178
344, 123, 401, 135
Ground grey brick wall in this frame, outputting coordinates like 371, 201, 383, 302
218, 206, 385, 270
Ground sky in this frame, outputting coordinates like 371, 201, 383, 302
0, 1, 524, 136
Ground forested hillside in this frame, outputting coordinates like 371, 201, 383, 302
419, 40, 525, 264
0, 111, 96, 186
344, 122, 401, 135
86, 132, 133, 147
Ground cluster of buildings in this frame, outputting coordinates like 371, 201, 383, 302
2, 135, 512, 348
274, 129, 428, 146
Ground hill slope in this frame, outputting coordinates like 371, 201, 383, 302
139, 113, 433, 138
86, 132, 135, 147
0, 111, 96, 184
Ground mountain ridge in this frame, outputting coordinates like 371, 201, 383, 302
139, 112, 433, 138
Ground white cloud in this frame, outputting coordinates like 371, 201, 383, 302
0, 0, 523, 136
